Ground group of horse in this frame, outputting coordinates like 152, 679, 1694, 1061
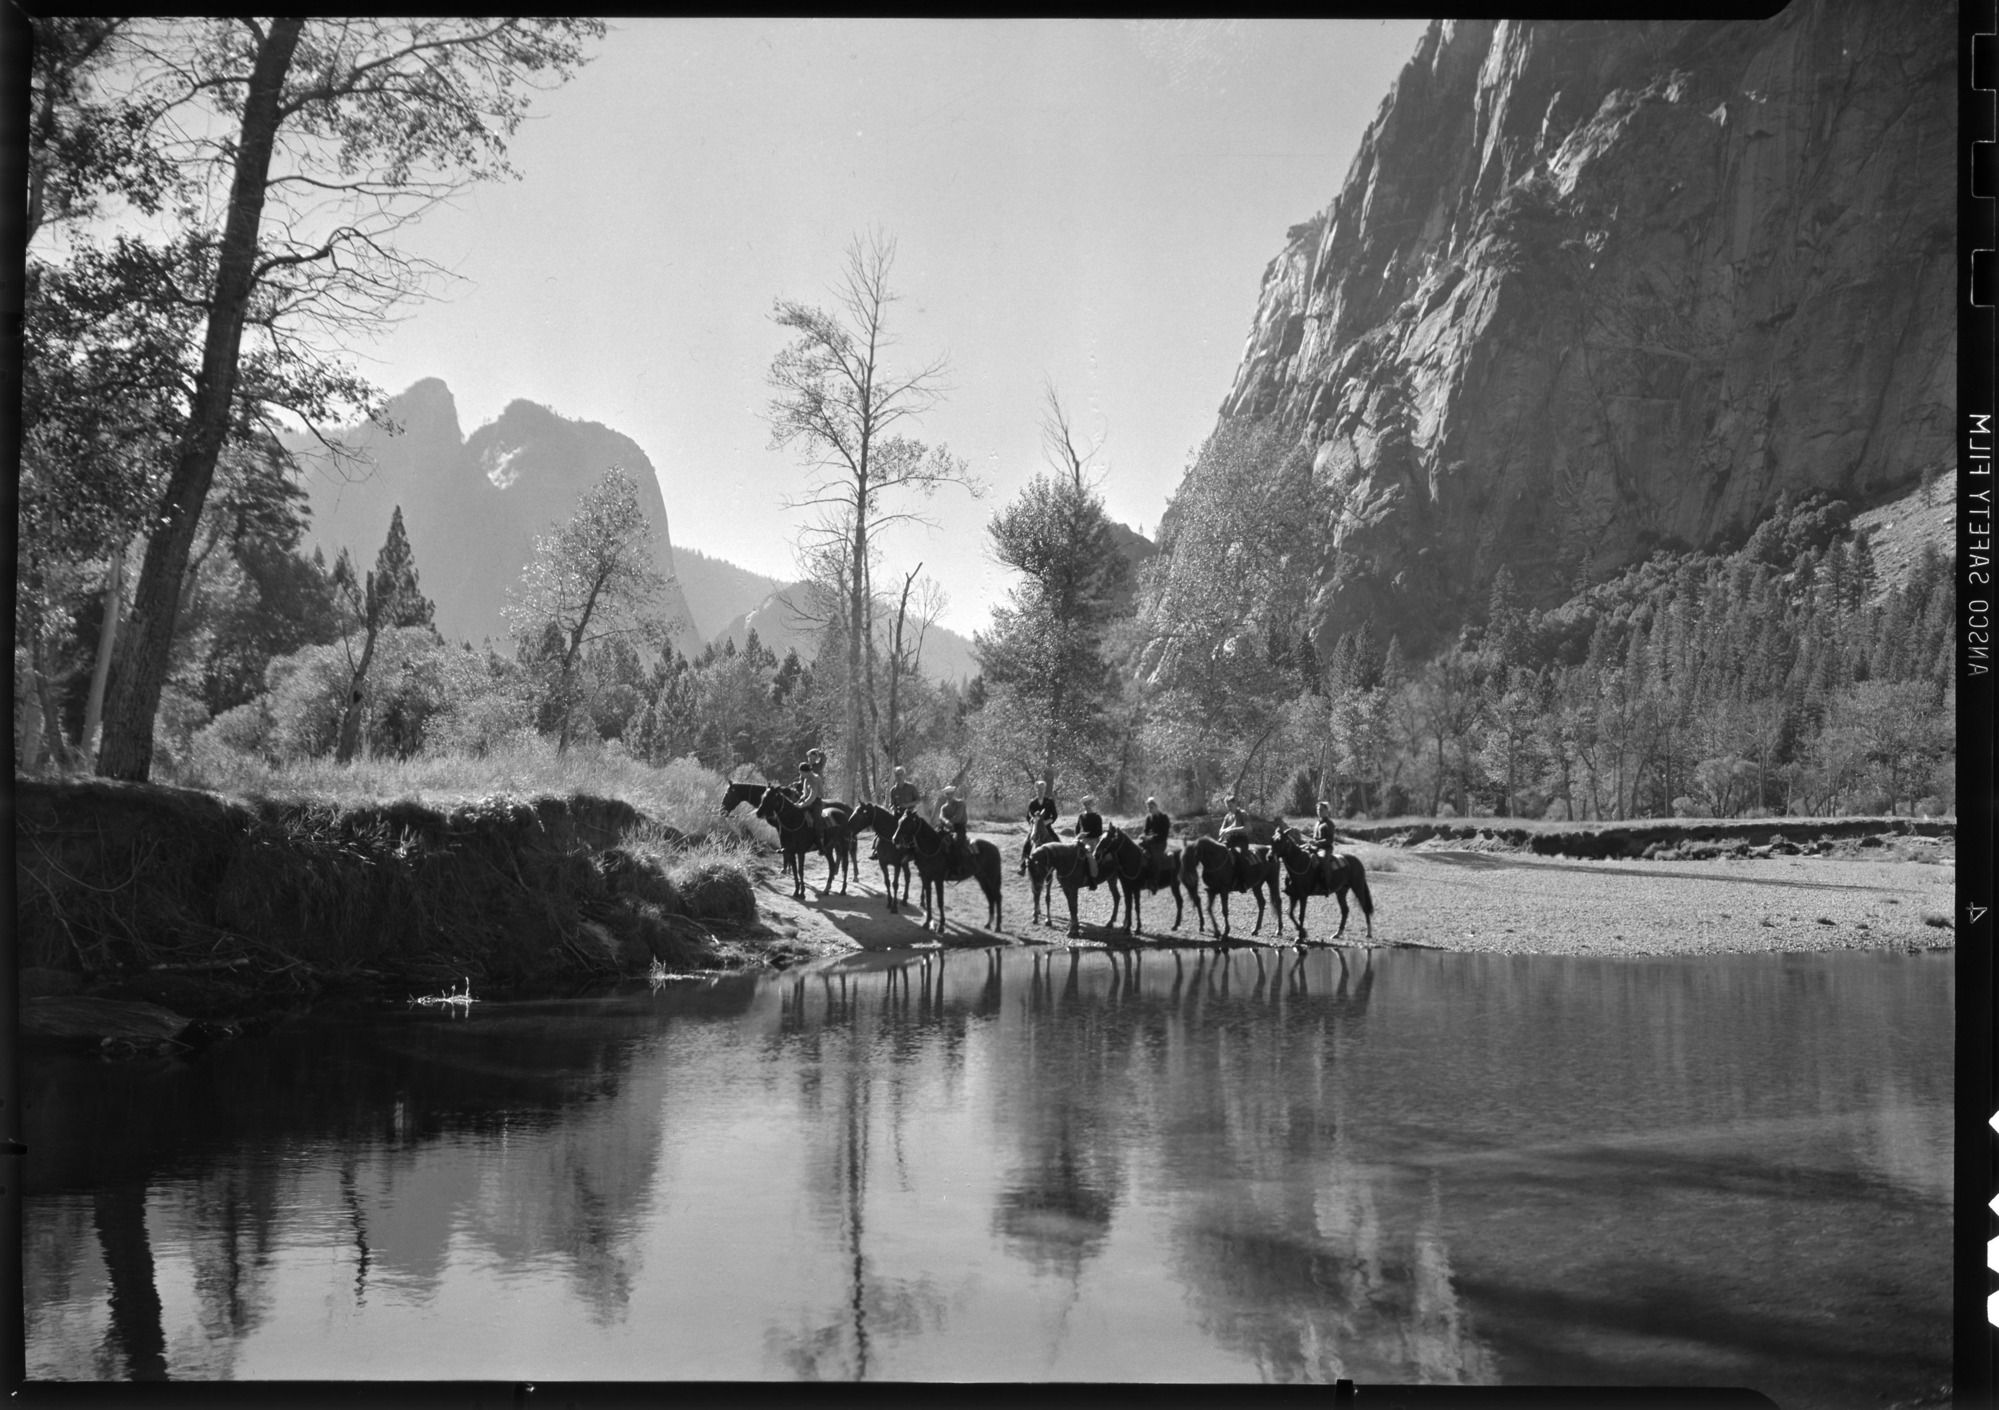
720, 781, 1373, 946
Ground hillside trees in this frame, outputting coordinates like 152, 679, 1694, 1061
330, 506, 438, 762
1133, 421, 1328, 807
766, 232, 981, 803
504, 468, 671, 752
26, 17, 605, 781
975, 388, 1133, 790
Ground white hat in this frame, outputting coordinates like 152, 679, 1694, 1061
1082, 795, 1096, 807
1146, 797, 1158, 808
893, 765, 905, 775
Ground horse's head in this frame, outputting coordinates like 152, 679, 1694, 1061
754, 789, 789, 826
891, 809, 921, 848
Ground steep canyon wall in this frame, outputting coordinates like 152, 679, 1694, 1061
1181, 3, 1953, 656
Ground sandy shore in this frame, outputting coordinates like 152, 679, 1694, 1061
748, 826, 1957, 960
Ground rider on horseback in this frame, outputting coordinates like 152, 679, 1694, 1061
1220, 793, 1257, 868
1027, 779, 1058, 831
1075, 795, 1105, 879
937, 785, 969, 869
1141, 797, 1172, 855
888, 765, 921, 812
795, 748, 828, 849
1313, 800, 1340, 888
1023, 778, 1059, 873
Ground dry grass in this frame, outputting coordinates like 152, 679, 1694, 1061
168, 737, 755, 844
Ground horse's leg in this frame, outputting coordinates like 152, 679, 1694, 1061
1065, 883, 1081, 940
1333, 886, 1349, 940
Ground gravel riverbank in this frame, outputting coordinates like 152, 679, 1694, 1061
749, 823, 1957, 960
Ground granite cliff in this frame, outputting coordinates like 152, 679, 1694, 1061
294, 380, 702, 654
1170, 2, 1953, 657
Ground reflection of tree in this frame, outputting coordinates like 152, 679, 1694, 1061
93, 1184, 167, 1381
765, 963, 951, 1379
25, 1002, 680, 1375
987, 949, 1125, 1288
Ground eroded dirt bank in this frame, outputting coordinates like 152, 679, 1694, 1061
15, 779, 804, 1043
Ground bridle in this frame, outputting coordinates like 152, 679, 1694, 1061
895, 813, 950, 862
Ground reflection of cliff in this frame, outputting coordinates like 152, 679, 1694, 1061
23, 1005, 677, 1371
984, 945, 1484, 1381
1170, 1171, 1495, 1384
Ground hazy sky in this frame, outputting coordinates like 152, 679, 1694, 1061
357, 18, 1431, 635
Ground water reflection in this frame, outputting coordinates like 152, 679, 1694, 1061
23, 947, 1951, 1403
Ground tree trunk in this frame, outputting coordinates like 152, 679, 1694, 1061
335, 619, 380, 764
82, 538, 126, 758
846, 484, 869, 806
883, 565, 916, 774
29, 631, 75, 772
96, 18, 304, 781
17, 665, 45, 773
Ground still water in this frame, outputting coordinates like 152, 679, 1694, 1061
22, 945, 1951, 1404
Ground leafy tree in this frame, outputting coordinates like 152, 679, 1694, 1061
504, 468, 670, 751
329, 506, 439, 761
64, 17, 605, 780
766, 231, 980, 803
976, 387, 1133, 788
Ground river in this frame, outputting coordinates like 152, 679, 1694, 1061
21, 945, 1952, 1405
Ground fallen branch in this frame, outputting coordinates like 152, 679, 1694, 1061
147, 956, 253, 974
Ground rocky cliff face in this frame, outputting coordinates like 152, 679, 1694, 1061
295, 380, 701, 654
1198, 2, 1953, 655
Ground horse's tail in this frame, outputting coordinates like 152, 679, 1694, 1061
1349, 857, 1374, 918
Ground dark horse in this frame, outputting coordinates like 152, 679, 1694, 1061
1025, 834, 1124, 938
1269, 828, 1375, 942
720, 780, 771, 815
1178, 835, 1286, 941
754, 787, 854, 899
1092, 826, 1188, 937
890, 810, 1004, 934
849, 801, 915, 913
1018, 816, 1057, 875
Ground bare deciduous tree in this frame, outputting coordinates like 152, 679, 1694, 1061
766, 231, 980, 803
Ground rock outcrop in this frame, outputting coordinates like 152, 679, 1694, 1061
1194, 3, 1953, 654
294, 380, 703, 654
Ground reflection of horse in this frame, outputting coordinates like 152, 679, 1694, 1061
1092, 826, 1188, 937
891, 810, 1004, 933
755, 787, 853, 899
1026, 834, 1126, 939
1019, 817, 1057, 875
849, 801, 915, 913
1178, 835, 1285, 940
1269, 828, 1374, 941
